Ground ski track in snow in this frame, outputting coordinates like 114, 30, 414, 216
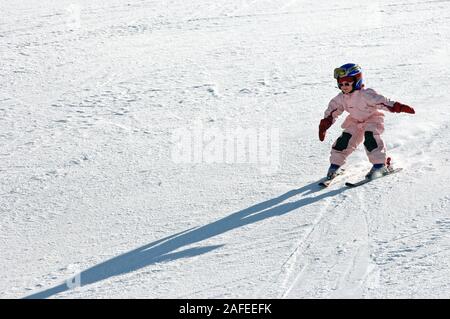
1, 0, 450, 298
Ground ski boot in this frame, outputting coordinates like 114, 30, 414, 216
327, 164, 341, 180
365, 157, 392, 179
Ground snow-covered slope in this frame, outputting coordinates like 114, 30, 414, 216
1, 0, 450, 298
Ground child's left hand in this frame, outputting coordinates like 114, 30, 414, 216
390, 102, 415, 114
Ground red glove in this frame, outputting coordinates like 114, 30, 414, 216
391, 102, 415, 114
319, 116, 333, 141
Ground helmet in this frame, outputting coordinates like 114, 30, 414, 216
334, 63, 363, 90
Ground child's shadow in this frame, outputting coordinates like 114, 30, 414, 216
25, 179, 347, 299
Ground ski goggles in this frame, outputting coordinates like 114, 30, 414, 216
334, 65, 360, 79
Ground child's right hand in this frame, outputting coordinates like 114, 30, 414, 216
319, 116, 333, 141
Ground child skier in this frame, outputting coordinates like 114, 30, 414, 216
319, 63, 415, 180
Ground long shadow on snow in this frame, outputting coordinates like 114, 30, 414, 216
25, 180, 347, 299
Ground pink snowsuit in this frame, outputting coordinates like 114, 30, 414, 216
324, 88, 395, 166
